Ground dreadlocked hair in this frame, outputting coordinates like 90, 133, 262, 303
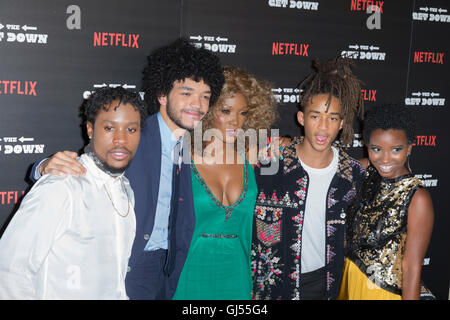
298, 57, 364, 146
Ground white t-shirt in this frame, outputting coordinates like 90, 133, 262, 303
299, 147, 339, 274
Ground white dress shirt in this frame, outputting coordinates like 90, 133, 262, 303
0, 153, 136, 299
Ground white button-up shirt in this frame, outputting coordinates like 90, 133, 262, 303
0, 153, 136, 299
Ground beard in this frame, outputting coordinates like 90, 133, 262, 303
101, 160, 131, 175
166, 98, 205, 132
84, 143, 131, 177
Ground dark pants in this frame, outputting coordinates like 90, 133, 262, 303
125, 249, 169, 300
299, 267, 326, 300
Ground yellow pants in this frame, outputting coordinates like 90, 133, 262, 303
338, 258, 402, 300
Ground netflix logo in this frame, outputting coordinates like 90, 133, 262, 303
361, 89, 376, 101
0, 190, 25, 205
0, 81, 37, 96
272, 42, 309, 56
350, 0, 384, 13
414, 51, 444, 64
412, 135, 436, 147
93, 32, 139, 48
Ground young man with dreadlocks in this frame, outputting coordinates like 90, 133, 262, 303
28, 38, 225, 299
0, 87, 146, 299
251, 57, 366, 300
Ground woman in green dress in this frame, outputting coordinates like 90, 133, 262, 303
173, 66, 278, 299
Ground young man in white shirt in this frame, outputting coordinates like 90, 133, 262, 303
0, 87, 147, 299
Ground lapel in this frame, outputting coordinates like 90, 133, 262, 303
177, 136, 195, 234
146, 114, 162, 215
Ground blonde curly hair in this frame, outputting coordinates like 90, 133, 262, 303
191, 66, 278, 153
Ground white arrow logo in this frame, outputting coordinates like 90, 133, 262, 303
349, 45, 359, 50
431, 92, 439, 97
369, 46, 379, 51
22, 25, 37, 31
122, 84, 136, 89
272, 88, 282, 93
412, 92, 421, 97
19, 137, 34, 143
438, 8, 447, 13
216, 36, 228, 42
0, 23, 4, 30
419, 7, 429, 12
190, 35, 202, 41
93, 83, 107, 88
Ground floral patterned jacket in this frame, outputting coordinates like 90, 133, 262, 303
251, 137, 365, 300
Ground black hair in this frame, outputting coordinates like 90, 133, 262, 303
298, 57, 364, 145
82, 86, 148, 127
141, 37, 225, 115
363, 104, 416, 144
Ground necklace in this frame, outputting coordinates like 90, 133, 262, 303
103, 178, 130, 217
191, 155, 249, 221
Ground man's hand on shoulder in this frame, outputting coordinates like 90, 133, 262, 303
40, 151, 86, 177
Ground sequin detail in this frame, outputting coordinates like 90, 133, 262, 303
346, 165, 424, 295
200, 234, 237, 239
252, 137, 365, 300
251, 243, 283, 298
191, 156, 249, 221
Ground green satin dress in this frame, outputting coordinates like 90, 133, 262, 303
173, 156, 257, 300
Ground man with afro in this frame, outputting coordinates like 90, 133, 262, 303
30, 38, 225, 299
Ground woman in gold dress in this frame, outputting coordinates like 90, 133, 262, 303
339, 104, 435, 300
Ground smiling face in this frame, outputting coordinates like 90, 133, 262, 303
368, 128, 412, 179
213, 92, 249, 144
297, 93, 343, 154
159, 78, 211, 133
86, 100, 141, 175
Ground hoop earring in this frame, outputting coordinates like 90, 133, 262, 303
406, 154, 412, 173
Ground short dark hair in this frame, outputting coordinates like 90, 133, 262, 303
82, 87, 147, 127
141, 37, 225, 115
363, 104, 416, 144
298, 57, 364, 145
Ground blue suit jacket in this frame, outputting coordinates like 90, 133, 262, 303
29, 114, 195, 299
124, 114, 195, 299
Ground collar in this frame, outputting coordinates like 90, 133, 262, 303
157, 112, 182, 152
79, 153, 125, 189
282, 136, 360, 183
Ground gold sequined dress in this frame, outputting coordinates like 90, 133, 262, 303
338, 165, 434, 300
